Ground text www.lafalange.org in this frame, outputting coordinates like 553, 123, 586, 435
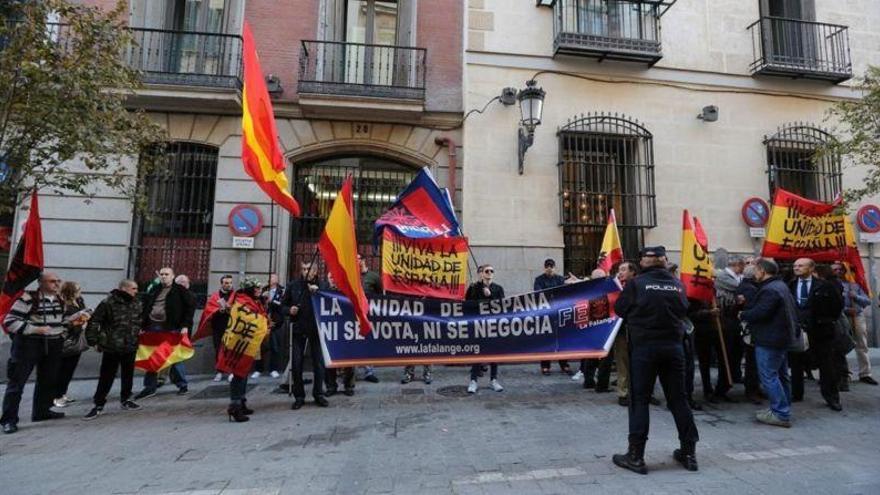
395, 343, 480, 355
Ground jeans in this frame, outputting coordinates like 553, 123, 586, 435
470, 363, 498, 381
93, 351, 136, 406
1, 335, 63, 425
755, 346, 791, 421
230, 374, 248, 405
628, 341, 698, 446
56, 352, 82, 398
292, 332, 325, 400
143, 362, 188, 391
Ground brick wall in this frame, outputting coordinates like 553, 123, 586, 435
418, 0, 464, 112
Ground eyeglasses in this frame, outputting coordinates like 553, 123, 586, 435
483, 269, 494, 274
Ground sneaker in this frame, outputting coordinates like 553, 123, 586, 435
134, 389, 156, 400
213, 372, 223, 382
423, 372, 433, 385
227, 374, 234, 383
177, 386, 189, 396
467, 380, 478, 394
490, 379, 504, 392
571, 370, 584, 381
250, 371, 261, 379
270, 371, 281, 379
401, 372, 414, 384
120, 400, 141, 410
53, 398, 67, 408
755, 409, 791, 428
83, 407, 103, 421
64, 395, 76, 404
364, 374, 380, 383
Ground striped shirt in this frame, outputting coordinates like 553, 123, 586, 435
3, 291, 66, 337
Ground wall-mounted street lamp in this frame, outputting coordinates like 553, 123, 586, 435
512, 80, 546, 175
535, 0, 557, 7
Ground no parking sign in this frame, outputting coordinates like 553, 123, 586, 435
857, 204, 880, 243
228, 204, 263, 249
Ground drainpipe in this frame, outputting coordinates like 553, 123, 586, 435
434, 137, 457, 209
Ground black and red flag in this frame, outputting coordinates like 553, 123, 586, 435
0, 191, 44, 334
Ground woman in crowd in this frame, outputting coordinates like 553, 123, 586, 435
55, 281, 90, 407
226, 277, 271, 423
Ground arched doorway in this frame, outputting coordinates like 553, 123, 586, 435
288, 155, 418, 279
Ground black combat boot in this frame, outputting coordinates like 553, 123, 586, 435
612, 442, 647, 475
673, 441, 698, 471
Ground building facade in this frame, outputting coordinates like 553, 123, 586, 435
1, 0, 464, 376
462, 0, 880, 314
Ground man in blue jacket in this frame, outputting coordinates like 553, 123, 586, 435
612, 246, 698, 474
740, 258, 798, 428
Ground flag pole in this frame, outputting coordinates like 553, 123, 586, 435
711, 298, 734, 385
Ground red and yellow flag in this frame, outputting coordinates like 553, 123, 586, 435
761, 188, 843, 260
135, 332, 194, 373
0, 191, 44, 333
318, 176, 372, 336
681, 210, 715, 302
241, 22, 300, 216
216, 292, 270, 378
597, 209, 623, 273
693, 216, 709, 252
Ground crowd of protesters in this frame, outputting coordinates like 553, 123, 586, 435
1, 250, 875, 445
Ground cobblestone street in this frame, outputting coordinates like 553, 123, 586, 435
2, 356, 879, 495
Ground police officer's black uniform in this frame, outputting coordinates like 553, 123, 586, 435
612, 246, 699, 474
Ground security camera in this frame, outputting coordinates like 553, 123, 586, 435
697, 105, 718, 122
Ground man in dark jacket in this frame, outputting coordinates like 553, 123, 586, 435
534, 258, 571, 375
612, 246, 698, 475
83, 280, 144, 420
736, 262, 763, 403
134, 267, 195, 399
466, 264, 505, 394
282, 261, 328, 410
740, 258, 798, 427
788, 258, 844, 411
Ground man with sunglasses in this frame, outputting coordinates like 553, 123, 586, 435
2, 272, 67, 434
466, 264, 505, 394
612, 246, 699, 474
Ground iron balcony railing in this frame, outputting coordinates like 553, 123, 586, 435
127, 27, 242, 88
748, 17, 852, 83
298, 40, 426, 101
553, 0, 662, 64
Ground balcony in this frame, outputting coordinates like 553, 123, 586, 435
297, 40, 426, 114
127, 28, 242, 89
748, 17, 852, 83
552, 0, 670, 65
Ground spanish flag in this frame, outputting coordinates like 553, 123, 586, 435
318, 175, 372, 336
693, 216, 709, 252
761, 188, 843, 261
135, 332, 194, 373
597, 209, 623, 273
681, 210, 715, 302
241, 22, 300, 216
216, 291, 270, 378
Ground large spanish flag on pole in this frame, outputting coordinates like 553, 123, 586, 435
318, 176, 373, 336
241, 22, 300, 216
761, 188, 843, 260
597, 209, 623, 273
681, 210, 715, 302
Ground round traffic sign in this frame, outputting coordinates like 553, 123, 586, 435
741, 197, 770, 228
856, 204, 880, 233
227, 204, 264, 237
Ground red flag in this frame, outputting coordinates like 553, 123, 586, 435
597, 209, 623, 273
693, 216, 709, 252
241, 22, 301, 216
193, 291, 235, 341
0, 192, 44, 333
318, 175, 372, 335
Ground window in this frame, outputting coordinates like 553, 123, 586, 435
288, 156, 416, 278
553, 0, 664, 64
558, 113, 656, 277
129, 142, 218, 304
765, 123, 841, 203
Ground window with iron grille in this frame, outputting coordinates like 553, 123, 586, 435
129, 142, 218, 305
288, 156, 417, 281
765, 123, 841, 203
558, 113, 656, 277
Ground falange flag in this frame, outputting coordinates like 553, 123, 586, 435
374, 168, 460, 242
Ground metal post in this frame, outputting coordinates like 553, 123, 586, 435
869, 243, 879, 347
238, 250, 247, 282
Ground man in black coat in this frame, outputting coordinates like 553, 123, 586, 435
534, 258, 571, 375
612, 246, 699, 475
788, 258, 844, 411
282, 261, 328, 410
134, 267, 195, 399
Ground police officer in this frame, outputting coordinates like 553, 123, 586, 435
612, 246, 699, 474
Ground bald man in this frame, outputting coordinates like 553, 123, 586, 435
2, 272, 67, 433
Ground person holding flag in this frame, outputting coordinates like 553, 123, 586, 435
281, 261, 328, 410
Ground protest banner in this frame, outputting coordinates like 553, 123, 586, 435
216, 295, 269, 378
381, 229, 468, 300
313, 277, 622, 367
762, 188, 846, 260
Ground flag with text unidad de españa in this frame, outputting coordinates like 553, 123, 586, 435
216, 291, 269, 378
241, 21, 301, 216
0, 192, 44, 334
762, 188, 869, 294
381, 229, 469, 300
681, 210, 715, 302
319, 175, 373, 336
597, 209, 623, 273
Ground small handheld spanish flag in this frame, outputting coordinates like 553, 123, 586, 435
681, 209, 715, 302
318, 175, 373, 336
241, 22, 300, 216
597, 209, 623, 273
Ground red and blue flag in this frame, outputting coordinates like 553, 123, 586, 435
374, 168, 460, 242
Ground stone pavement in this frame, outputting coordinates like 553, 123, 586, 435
1, 358, 879, 495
